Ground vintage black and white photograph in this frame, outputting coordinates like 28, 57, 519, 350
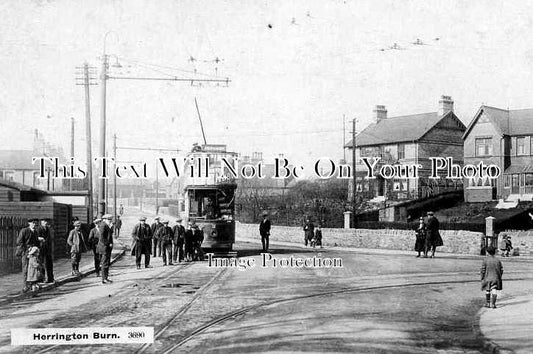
1, 0, 533, 353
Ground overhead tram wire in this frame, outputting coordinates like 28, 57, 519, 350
119, 57, 224, 79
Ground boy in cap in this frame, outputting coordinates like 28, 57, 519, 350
98, 214, 114, 283
88, 218, 102, 276
67, 220, 85, 276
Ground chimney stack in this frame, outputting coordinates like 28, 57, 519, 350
438, 95, 454, 116
373, 105, 387, 122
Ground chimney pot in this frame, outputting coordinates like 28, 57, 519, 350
438, 95, 454, 116
373, 105, 387, 122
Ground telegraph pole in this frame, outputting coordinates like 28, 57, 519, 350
75, 62, 97, 222
113, 133, 117, 232
352, 118, 357, 227
70, 117, 75, 191
98, 53, 109, 217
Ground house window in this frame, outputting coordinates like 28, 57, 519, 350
398, 144, 405, 160
517, 137, 526, 155
4, 171, 14, 181
475, 138, 492, 156
504, 175, 511, 187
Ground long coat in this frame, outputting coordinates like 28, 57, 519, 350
67, 229, 84, 253
131, 223, 152, 255
303, 221, 314, 241
88, 227, 101, 253
426, 216, 443, 247
172, 224, 185, 246
97, 224, 113, 255
16, 227, 39, 256
259, 218, 271, 237
481, 256, 503, 291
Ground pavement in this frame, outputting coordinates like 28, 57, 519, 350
1, 206, 532, 353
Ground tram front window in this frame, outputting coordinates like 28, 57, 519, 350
188, 188, 235, 221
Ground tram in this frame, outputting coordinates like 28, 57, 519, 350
182, 144, 237, 252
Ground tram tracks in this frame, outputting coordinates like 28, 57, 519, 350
154, 271, 533, 353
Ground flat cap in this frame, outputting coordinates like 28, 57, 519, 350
102, 214, 113, 219
139, 216, 147, 221
74, 220, 82, 226
27, 218, 38, 223
427, 211, 434, 216
154, 216, 160, 220
176, 218, 183, 222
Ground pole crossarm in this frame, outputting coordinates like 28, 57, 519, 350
116, 146, 180, 152
107, 76, 230, 84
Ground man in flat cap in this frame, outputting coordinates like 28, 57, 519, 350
88, 218, 102, 276
151, 216, 163, 257
172, 218, 185, 263
98, 214, 114, 283
16, 218, 39, 293
156, 219, 174, 266
67, 220, 86, 276
37, 218, 54, 283
131, 216, 153, 269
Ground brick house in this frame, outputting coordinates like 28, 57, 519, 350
463, 105, 533, 202
346, 96, 466, 202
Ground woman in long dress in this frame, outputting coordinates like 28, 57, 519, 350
414, 217, 426, 258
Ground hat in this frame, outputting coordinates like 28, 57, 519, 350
28, 246, 39, 256
154, 216, 160, 220
139, 216, 147, 221
93, 218, 102, 223
74, 220, 82, 226
262, 211, 268, 216
162, 219, 169, 224
102, 214, 113, 220
176, 218, 183, 222
427, 211, 434, 216
27, 218, 38, 223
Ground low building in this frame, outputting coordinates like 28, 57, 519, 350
346, 95, 466, 202
463, 105, 533, 202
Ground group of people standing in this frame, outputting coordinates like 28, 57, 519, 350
131, 216, 204, 269
16, 218, 54, 293
413, 211, 443, 258
85, 214, 115, 284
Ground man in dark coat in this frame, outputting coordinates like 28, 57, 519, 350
16, 218, 39, 293
303, 217, 314, 246
131, 216, 152, 269
425, 211, 443, 258
184, 221, 195, 262
151, 216, 163, 257
88, 218, 102, 276
172, 218, 185, 263
114, 215, 123, 238
98, 214, 114, 284
37, 218, 54, 283
156, 219, 174, 266
259, 212, 271, 252
192, 221, 204, 261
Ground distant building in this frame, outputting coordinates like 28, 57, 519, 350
463, 105, 533, 202
345, 95, 466, 202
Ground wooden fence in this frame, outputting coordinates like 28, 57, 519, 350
0, 216, 26, 274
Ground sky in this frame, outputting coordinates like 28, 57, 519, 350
2, 0, 533, 177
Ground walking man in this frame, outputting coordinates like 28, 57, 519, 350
425, 211, 443, 258
156, 219, 174, 265
131, 216, 152, 269
99, 214, 114, 284
114, 215, 122, 238
259, 212, 271, 252
172, 218, 185, 263
16, 218, 39, 293
37, 218, 54, 283
67, 220, 85, 276
88, 218, 102, 277
303, 217, 314, 246
151, 216, 163, 257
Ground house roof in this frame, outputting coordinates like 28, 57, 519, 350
0, 150, 38, 170
0, 178, 47, 194
463, 106, 533, 139
345, 111, 457, 147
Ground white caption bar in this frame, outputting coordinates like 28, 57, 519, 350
11, 327, 154, 345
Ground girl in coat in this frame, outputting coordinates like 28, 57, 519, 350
481, 245, 504, 308
27, 246, 43, 291
414, 217, 426, 257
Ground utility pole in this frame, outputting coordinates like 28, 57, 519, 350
98, 53, 109, 217
113, 133, 117, 233
352, 118, 357, 227
343, 114, 346, 161
76, 63, 97, 222
70, 117, 75, 191
155, 159, 159, 215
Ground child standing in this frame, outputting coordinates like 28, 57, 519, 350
481, 246, 504, 308
314, 224, 323, 248
27, 246, 43, 291
498, 234, 508, 257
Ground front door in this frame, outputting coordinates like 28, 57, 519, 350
512, 174, 519, 194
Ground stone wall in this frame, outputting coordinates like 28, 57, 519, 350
499, 230, 533, 256
236, 223, 483, 255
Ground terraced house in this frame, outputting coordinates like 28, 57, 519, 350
346, 96, 466, 202
463, 106, 533, 202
